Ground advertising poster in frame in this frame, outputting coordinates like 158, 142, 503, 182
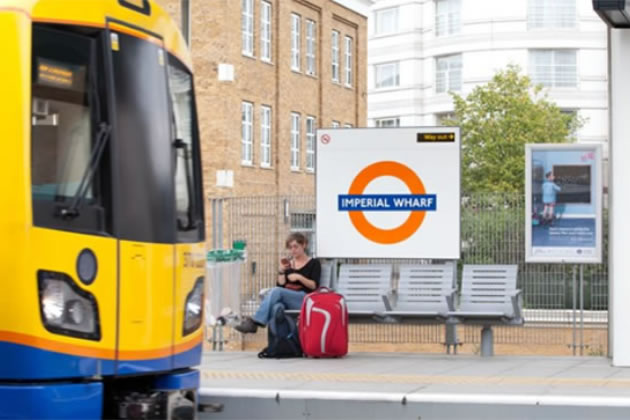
525, 144, 603, 263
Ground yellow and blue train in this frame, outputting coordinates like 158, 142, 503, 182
0, 0, 206, 418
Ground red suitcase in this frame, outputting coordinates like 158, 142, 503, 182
299, 287, 348, 358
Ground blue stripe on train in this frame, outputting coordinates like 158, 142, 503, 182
0, 382, 103, 420
0, 340, 202, 379
115, 343, 202, 375
174, 342, 203, 370
0, 340, 115, 380
0, 370, 201, 419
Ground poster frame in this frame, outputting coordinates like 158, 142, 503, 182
525, 143, 603, 264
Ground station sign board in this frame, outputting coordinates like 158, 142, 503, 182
316, 128, 460, 259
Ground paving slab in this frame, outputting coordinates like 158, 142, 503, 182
200, 351, 630, 398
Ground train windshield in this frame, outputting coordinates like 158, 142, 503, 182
31, 31, 93, 200
31, 25, 111, 234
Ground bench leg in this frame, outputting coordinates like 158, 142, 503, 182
219, 325, 224, 351
445, 322, 460, 355
480, 326, 494, 357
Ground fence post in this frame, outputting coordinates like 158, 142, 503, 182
217, 198, 224, 249
572, 265, 577, 356
212, 199, 218, 249
580, 264, 584, 356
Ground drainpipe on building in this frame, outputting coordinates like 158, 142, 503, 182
181, 0, 191, 45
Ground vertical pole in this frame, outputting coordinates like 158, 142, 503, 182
580, 264, 584, 356
480, 326, 494, 357
572, 265, 577, 356
609, 27, 630, 366
218, 326, 224, 352
180, 0, 191, 46
212, 325, 217, 351
212, 199, 217, 249
218, 198, 224, 250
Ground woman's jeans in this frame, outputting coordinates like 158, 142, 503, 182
253, 287, 306, 326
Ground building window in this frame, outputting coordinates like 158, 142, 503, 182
241, 102, 253, 164
436, 0, 461, 37
529, 50, 577, 88
436, 54, 462, 93
332, 121, 340, 128
242, 0, 254, 56
306, 117, 316, 171
375, 117, 400, 127
375, 62, 400, 88
306, 20, 317, 76
528, 0, 576, 29
375, 7, 398, 35
290, 211, 316, 256
261, 1, 272, 62
261, 106, 272, 167
291, 113, 300, 170
291, 14, 301, 71
332, 30, 340, 82
344, 36, 353, 87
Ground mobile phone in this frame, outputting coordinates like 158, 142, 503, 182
281, 258, 290, 265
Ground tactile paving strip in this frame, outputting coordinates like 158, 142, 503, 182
202, 369, 630, 388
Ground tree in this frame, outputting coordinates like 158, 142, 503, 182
445, 65, 582, 193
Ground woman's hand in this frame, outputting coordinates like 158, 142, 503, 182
287, 273, 300, 282
279, 258, 291, 274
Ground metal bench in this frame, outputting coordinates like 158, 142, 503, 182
448, 264, 523, 357
385, 262, 460, 353
335, 264, 393, 321
389, 263, 457, 318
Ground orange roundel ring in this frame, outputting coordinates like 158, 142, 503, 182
348, 161, 426, 244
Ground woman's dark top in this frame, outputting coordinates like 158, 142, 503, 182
280, 258, 321, 293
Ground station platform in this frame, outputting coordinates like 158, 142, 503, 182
198, 351, 630, 419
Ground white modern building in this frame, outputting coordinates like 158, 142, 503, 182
367, 0, 608, 157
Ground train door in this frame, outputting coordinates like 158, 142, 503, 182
167, 54, 206, 367
29, 24, 118, 376
107, 22, 176, 374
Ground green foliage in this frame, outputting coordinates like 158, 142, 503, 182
444, 65, 583, 193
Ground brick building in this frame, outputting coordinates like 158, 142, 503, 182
156, 0, 370, 198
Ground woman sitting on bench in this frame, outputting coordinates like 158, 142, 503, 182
235, 232, 320, 334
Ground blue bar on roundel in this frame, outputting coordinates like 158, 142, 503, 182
337, 194, 437, 211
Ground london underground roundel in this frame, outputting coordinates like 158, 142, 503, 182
316, 128, 460, 259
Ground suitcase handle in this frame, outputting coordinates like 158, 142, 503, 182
313, 286, 333, 293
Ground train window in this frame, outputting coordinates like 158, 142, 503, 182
31, 26, 112, 234
111, 31, 175, 243
168, 56, 204, 242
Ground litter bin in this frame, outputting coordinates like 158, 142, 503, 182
205, 246, 245, 351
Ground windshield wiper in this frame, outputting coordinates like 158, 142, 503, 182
59, 38, 110, 220
59, 122, 111, 219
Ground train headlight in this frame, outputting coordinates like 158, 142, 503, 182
183, 277, 204, 336
67, 300, 86, 325
38, 271, 101, 341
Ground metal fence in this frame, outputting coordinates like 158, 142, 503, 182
210, 193, 608, 356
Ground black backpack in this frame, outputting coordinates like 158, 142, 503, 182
258, 303, 302, 359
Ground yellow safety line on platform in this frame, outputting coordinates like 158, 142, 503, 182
202, 369, 630, 388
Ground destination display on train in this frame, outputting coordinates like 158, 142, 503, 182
37, 59, 77, 89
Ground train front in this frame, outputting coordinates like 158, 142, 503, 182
0, 1, 206, 418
